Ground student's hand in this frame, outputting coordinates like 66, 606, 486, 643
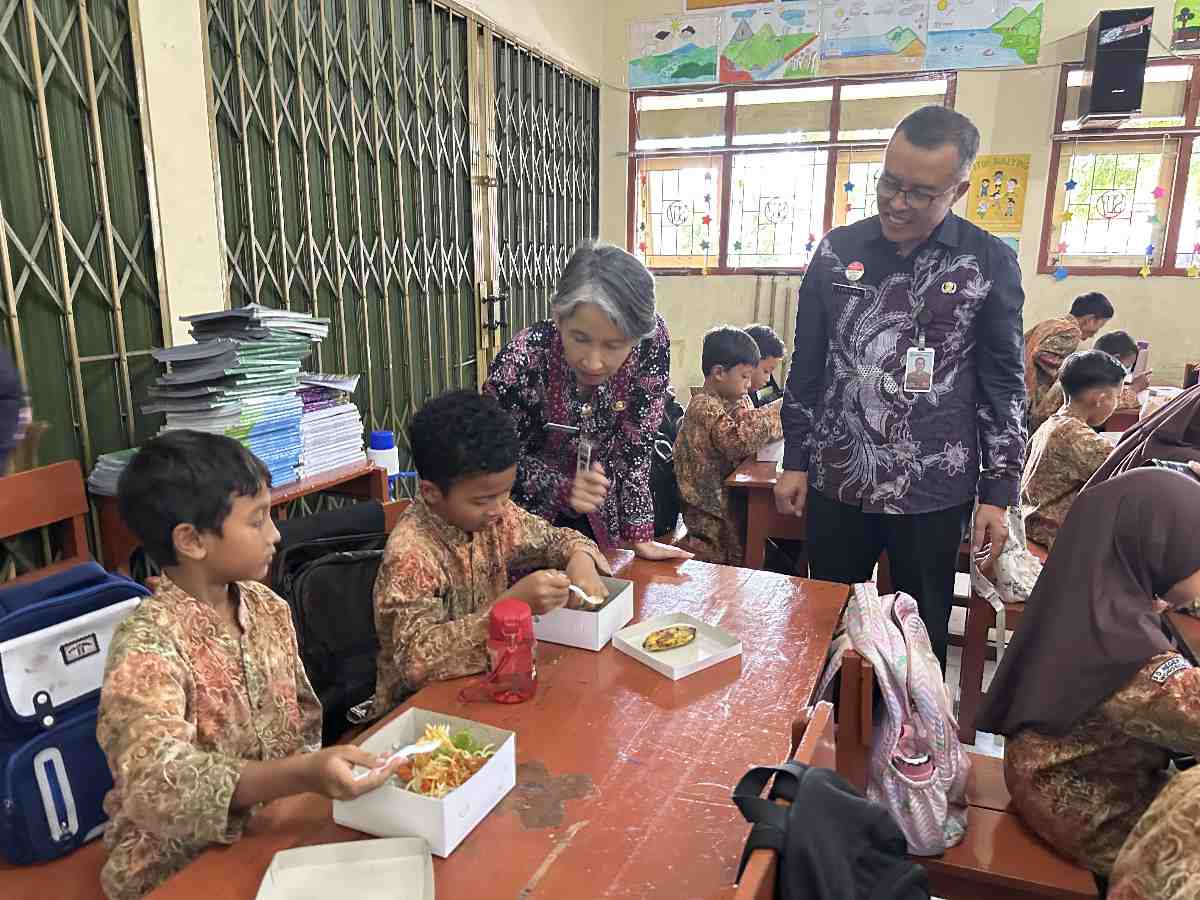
774, 470, 808, 517
300, 746, 402, 800
565, 553, 608, 608
1189, 461, 1200, 478
511, 569, 570, 614
632, 540, 694, 561
1131, 369, 1153, 393
973, 503, 1008, 571
568, 463, 610, 515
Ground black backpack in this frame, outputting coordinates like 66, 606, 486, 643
651, 388, 686, 538
270, 502, 390, 745
734, 762, 930, 900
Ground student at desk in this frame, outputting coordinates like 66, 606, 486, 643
97, 432, 401, 900
1029, 330, 1149, 433
745, 323, 785, 408
979, 468, 1200, 882
1087, 384, 1200, 485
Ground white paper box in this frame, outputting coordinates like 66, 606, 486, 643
333, 709, 515, 857
613, 612, 742, 681
532, 576, 634, 651
255, 838, 434, 900
756, 439, 784, 463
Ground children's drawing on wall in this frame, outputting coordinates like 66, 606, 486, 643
720, 2, 820, 82
629, 15, 721, 88
1174, 0, 1200, 51
965, 153, 1030, 235
820, 0, 928, 75
925, 0, 1043, 70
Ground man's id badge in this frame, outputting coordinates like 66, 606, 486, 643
903, 347, 935, 394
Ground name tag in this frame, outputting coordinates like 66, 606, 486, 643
1151, 655, 1191, 684
832, 281, 869, 298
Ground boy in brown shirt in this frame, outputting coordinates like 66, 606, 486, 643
1022, 350, 1125, 548
1030, 330, 1150, 433
674, 326, 782, 565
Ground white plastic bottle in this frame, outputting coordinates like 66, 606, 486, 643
367, 430, 401, 500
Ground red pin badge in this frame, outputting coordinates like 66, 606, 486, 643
846, 261, 865, 282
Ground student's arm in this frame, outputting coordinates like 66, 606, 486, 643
1103, 654, 1200, 756
1033, 328, 1079, 381
1071, 424, 1117, 481
506, 503, 610, 576
374, 545, 489, 690
281, 598, 323, 752
483, 334, 573, 521
710, 397, 783, 463
1031, 381, 1064, 431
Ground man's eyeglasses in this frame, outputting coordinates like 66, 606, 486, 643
875, 174, 960, 210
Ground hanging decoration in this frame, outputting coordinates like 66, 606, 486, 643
1053, 265, 1070, 281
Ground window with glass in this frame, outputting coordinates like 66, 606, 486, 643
1041, 61, 1200, 276
629, 74, 954, 273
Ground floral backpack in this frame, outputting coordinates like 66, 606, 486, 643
969, 503, 1042, 661
815, 583, 970, 856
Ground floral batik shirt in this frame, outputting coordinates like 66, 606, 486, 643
96, 576, 321, 900
1024, 315, 1082, 421
483, 316, 671, 546
1029, 379, 1140, 434
1005, 651, 1200, 876
1110, 762, 1200, 900
674, 390, 782, 566
781, 213, 1027, 514
1021, 412, 1114, 548
371, 498, 608, 715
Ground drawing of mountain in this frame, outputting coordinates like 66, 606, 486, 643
731, 19, 754, 43
631, 41, 719, 85
992, 3, 1042, 65
885, 26, 924, 53
723, 24, 818, 79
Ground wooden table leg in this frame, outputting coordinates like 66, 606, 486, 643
745, 490, 770, 570
876, 551, 894, 595
958, 592, 993, 745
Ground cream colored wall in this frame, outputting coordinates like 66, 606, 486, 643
599, 0, 1200, 392
455, 0, 607, 78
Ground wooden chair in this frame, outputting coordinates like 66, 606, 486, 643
0, 460, 91, 586
836, 650, 1098, 899
733, 701, 835, 900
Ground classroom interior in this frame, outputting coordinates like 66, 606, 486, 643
2, 0, 1200, 898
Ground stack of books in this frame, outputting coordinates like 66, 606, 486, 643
87, 447, 139, 496
143, 305, 331, 488
296, 373, 367, 479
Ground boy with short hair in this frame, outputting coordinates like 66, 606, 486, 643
99, 431, 398, 900
372, 390, 609, 714
745, 323, 785, 408
1022, 350, 1125, 549
1029, 330, 1149, 432
674, 326, 783, 566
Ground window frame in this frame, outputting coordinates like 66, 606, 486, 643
626, 72, 957, 276
1038, 59, 1200, 278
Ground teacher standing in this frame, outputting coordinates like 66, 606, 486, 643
485, 241, 692, 561
774, 106, 1027, 668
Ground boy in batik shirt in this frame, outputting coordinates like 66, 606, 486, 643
674, 326, 782, 566
1029, 330, 1149, 433
98, 432, 400, 900
371, 390, 610, 715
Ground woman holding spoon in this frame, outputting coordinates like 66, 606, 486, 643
485, 241, 692, 562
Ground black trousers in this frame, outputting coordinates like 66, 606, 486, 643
805, 487, 970, 672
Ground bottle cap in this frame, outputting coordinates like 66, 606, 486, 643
369, 430, 395, 451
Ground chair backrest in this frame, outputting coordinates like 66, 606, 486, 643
383, 498, 411, 532
734, 701, 835, 900
836, 649, 875, 795
0, 460, 90, 576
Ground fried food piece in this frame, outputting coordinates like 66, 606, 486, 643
642, 625, 697, 652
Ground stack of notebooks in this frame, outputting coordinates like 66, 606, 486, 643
296, 373, 366, 479
87, 447, 139, 496
142, 305, 332, 488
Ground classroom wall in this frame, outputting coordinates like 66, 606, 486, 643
597, 0, 1200, 393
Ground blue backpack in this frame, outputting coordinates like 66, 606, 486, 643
0, 562, 148, 864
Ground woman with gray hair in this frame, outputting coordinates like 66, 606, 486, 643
484, 241, 692, 560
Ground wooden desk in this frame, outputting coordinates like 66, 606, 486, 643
93, 462, 388, 573
144, 555, 848, 900
725, 461, 807, 571
1168, 611, 1200, 663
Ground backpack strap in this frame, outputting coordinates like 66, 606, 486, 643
732, 764, 807, 881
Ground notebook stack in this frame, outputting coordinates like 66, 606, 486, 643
87, 448, 139, 496
296, 373, 367, 480
143, 305, 331, 488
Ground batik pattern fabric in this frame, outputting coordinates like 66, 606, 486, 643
1004, 652, 1200, 876
371, 498, 607, 714
781, 213, 1027, 514
483, 316, 671, 547
674, 391, 781, 565
1029, 379, 1140, 434
1024, 315, 1082, 419
97, 576, 321, 900
1021, 412, 1114, 548
1110, 764, 1200, 900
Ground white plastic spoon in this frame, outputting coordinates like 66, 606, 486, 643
352, 738, 441, 781
568, 584, 606, 608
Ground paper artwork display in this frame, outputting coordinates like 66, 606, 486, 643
629, 15, 721, 88
925, 0, 1043, 70
1174, 0, 1200, 52
720, 2, 821, 82
964, 153, 1030, 235
819, 0, 928, 75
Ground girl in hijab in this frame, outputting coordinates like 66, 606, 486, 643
977, 467, 1200, 878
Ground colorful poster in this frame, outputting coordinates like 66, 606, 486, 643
964, 153, 1030, 235
629, 15, 721, 88
1173, 0, 1200, 52
925, 0, 1043, 70
820, 0, 928, 75
720, 2, 821, 82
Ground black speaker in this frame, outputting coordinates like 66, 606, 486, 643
1077, 8, 1154, 127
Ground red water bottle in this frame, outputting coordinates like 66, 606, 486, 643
485, 598, 537, 704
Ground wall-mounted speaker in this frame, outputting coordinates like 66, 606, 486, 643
1077, 8, 1155, 128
